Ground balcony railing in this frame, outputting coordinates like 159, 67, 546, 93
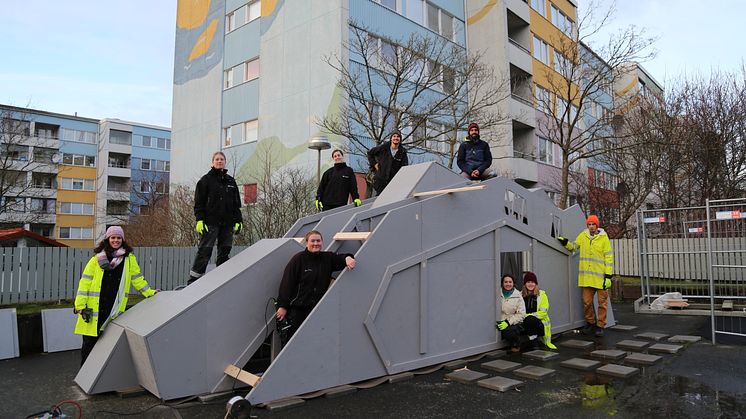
511, 93, 533, 106
107, 185, 130, 192
108, 162, 130, 168
513, 150, 535, 160
508, 37, 531, 54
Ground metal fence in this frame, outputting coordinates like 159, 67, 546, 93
635, 199, 746, 343
0, 246, 247, 305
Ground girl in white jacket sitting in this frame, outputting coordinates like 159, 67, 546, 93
496, 274, 526, 353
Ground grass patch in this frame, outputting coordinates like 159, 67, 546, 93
2, 293, 149, 316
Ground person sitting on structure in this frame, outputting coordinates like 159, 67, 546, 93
496, 273, 526, 353
557, 214, 614, 337
456, 123, 497, 181
275, 230, 356, 344
315, 149, 362, 211
520, 271, 557, 350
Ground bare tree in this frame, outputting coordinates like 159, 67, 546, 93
124, 184, 198, 247
534, 0, 656, 209
318, 22, 510, 175
0, 105, 58, 227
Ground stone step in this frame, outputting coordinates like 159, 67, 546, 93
522, 350, 560, 361
558, 339, 595, 350
648, 343, 684, 354
616, 339, 651, 351
443, 359, 468, 370
478, 376, 524, 392
624, 352, 662, 365
484, 350, 507, 358
445, 369, 488, 384
481, 359, 522, 373
265, 397, 305, 411
610, 324, 638, 331
513, 365, 556, 380
634, 332, 669, 341
590, 349, 627, 361
559, 358, 602, 371
667, 335, 702, 344
596, 363, 639, 379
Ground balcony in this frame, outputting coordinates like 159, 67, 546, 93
106, 187, 131, 201
510, 94, 536, 128
108, 154, 131, 178
503, 155, 539, 184
506, 0, 530, 23
508, 39, 532, 74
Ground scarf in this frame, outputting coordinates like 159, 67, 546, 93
97, 248, 127, 270
502, 289, 513, 299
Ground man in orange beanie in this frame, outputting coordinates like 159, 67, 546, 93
557, 214, 614, 337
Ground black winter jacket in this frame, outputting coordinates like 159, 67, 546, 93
367, 142, 408, 183
316, 163, 359, 208
277, 250, 353, 309
194, 167, 243, 226
456, 136, 492, 174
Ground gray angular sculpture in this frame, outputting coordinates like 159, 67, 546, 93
75, 162, 612, 404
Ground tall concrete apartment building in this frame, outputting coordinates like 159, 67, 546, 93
171, 0, 661, 212
0, 105, 170, 248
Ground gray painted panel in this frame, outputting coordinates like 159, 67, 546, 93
41, 308, 82, 352
0, 308, 19, 360
221, 80, 259, 127
76, 324, 139, 393
224, 20, 261, 69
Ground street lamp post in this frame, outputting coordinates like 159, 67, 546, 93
308, 135, 331, 184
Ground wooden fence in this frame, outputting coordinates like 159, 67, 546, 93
0, 246, 247, 305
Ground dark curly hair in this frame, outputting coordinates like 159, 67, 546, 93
93, 238, 133, 255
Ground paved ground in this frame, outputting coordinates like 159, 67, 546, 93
2, 303, 745, 418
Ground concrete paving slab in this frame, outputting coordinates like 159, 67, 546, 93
558, 339, 594, 349
265, 397, 305, 411
522, 350, 559, 361
513, 365, 555, 380
445, 369, 488, 384
596, 364, 639, 378
324, 385, 357, 398
484, 350, 507, 358
590, 349, 627, 361
668, 335, 702, 344
616, 339, 651, 351
634, 332, 669, 341
388, 372, 414, 383
648, 343, 684, 354
624, 352, 663, 366
443, 359, 468, 370
481, 359, 522, 373
610, 324, 638, 331
477, 376, 524, 392
560, 358, 602, 371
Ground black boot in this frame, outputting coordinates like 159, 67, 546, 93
582, 322, 595, 335
594, 325, 605, 337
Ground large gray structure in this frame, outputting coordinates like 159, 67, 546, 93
75, 162, 611, 404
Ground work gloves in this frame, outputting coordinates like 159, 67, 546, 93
315, 200, 323, 211
496, 320, 509, 331
557, 236, 568, 246
234, 223, 243, 234
603, 274, 613, 290
353, 199, 362, 207
195, 220, 208, 235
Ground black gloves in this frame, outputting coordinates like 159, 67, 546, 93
557, 236, 568, 246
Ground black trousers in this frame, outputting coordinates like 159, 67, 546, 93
280, 307, 312, 347
501, 324, 523, 347
81, 335, 98, 366
189, 223, 233, 283
522, 315, 545, 337
373, 178, 390, 196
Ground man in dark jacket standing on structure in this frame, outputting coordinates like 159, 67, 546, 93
457, 123, 496, 181
315, 149, 362, 211
367, 130, 408, 196
188, 151, 243, 284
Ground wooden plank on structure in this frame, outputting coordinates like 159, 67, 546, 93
412, 185, 485, 197
665, 299, 689, 308
333, 232, 371, 241
224, 364, 261, 387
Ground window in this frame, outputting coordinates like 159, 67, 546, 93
225, 58, 260, 90
425, 2, 458, 40
554, 51, 570, 75
426, 3, 439, 33
60, 177, 94, 191
551, 5, 574, 37
30, 198, 55, 214
3, 144, 29, 161
536, 86, 551, 113
140, 181, 151, 193
142, 136, 152, 147
246, 58, 260, 81
406, 0, 424, 24
109, 129, 132, 145
531, 0, 546, 17
538, 137, 556, 165
157, 137, 166, 149
224, 68, 234, 89
379, 0, 396, 10
0, 197, 25, 212
226, 1, 260, 33
244, 120, 258, 143
59, 202, 94, 215
59, 227, 93, 240
61, 153, 95, 167
62, 128, 97, 144
533, 35, 549, 65
140, 159, 151, 170
224, 124, 242, 146
248, 0, 260, 22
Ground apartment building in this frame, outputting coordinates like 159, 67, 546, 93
0, 105, 170, 247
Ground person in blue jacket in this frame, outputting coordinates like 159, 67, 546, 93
457, 123, 496, 181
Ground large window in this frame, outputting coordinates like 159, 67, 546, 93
531, 0, 546, 17
141, 135, 171, 149
61, 153, 95, 167
61, 128, 97, 144
225, 57, 260, 89
425, 2, 459, 41
140, 159, 170, 172
538, 137, 556, 166
59, 202, 94, 215
109, 129, 132, 145
224, 119, 259, 146
60, 177, 95, 191
59, 227, 93, 240
226, 0, 261, 33
0, 197, 25, 212
30, 198, 55, 214
554, 51, 570, 75
533, 35, 549, 65
551, 5, 574, 37
536, 86, 551, 114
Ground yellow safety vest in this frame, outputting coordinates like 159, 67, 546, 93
528, 290, 556, 349
74, 253, 155, 336
565, 229, 614, 289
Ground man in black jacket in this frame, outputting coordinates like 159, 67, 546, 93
188, 151, 243, 284
367, 130, 408, 195
275, 230, 356, 344
457, 123, 496, 181
315, 149, 362, 211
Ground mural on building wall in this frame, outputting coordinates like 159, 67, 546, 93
174, 0, 226, 85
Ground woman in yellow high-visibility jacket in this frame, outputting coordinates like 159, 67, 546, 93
74, 226, 156, 365
520, 272, 556, 349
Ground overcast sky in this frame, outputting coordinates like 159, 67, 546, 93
0, 1, 743, 127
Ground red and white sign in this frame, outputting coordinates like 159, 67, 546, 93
644, 216, 666, 223
688, 227, 704, 233
715, 210, 743, 220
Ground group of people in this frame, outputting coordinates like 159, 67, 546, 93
73, 128, 613, 364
